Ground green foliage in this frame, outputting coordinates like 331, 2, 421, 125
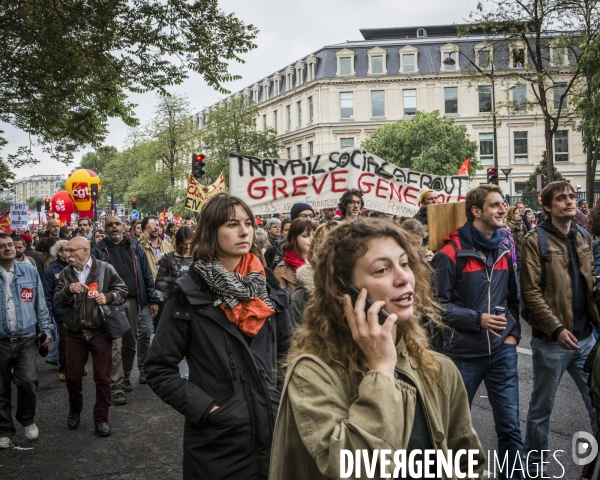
522, 153, 566, 195
26, 197, 45, 210
360, 111, 480, 177
0, 0, 257, 172
201, 97, 281, 183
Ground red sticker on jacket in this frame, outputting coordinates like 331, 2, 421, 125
87, 283, 99, 299
21, 288, 34, 302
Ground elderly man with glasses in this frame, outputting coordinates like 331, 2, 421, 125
54, 237, 127, 437
91, 217, 160, 404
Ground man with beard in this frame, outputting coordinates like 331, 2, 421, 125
91, 217, 159, 404
337, 188, 363, 219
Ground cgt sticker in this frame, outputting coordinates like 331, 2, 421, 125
21, 288, 34, 302
87, 283, 99, 299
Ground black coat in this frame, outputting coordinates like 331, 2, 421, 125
145, 268, 292, 480
91, 237, 160, 308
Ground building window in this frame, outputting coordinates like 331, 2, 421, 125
552, 47, 567, 66
297, 144, 303, 158
371, 90, 385, 117
403, 89, 416, 115
336, 48, 355, 76
514, 131, 528, 164
308, 141, 314, 156
417, 28, 427, 38
340, 138, 355, 149
479, 133, 494, 165
555, 130, 569, 162
340, 92, 354, 119
263, 85, 269, 102
286, 105, 291, 130
308, 96, 314, 123
253, 88, 259, 104
296, 64, 304, 86
297, 101, 302, 127
444, 87, 458, 114
371, 56, 383, 74
273, 110, 278, 134
286, 72, 294, 91
262, 114, 267, 130
479, 86, 492, 112
515, 182, 527, 195
287, 147, 292, 160
478, 49, 492, 69
274, 77, 281, 96
444, 52, 457, 71
554, 83, 567, 110
513, 85, 527, 111
512, 48, 525, 68
403, 54, 415, 72
340, 57, 351, 76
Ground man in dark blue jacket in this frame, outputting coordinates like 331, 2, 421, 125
432, 184, 523, 480
91, 216, 160, 405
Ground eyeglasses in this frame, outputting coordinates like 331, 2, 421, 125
347, 200, 361, 206
64, 247, 88, 254
297, 213, 315, 219
105, 221, 122, 227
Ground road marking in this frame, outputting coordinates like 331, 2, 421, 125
517, 346, 532, 355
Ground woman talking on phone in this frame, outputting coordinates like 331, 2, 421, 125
269, 217, 484, 479
145, 193, 292, 480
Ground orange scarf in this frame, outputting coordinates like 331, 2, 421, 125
219, 253, 275, 337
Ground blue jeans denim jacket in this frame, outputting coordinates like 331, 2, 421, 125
0, 262, 52, 338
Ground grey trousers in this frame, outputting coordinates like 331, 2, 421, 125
111, 298, 152, 394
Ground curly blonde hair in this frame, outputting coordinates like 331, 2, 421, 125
288, 217, 442, 388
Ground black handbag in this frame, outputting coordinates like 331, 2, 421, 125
97, 261, 131, 340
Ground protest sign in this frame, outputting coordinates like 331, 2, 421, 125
229, 148, 469, 216
428, 202, 467, 251
184, 172, 227, 212
10, 203, 29, 229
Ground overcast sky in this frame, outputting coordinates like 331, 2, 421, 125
5, 0, 477, 179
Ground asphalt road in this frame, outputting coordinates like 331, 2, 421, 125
0, 323, 597, 479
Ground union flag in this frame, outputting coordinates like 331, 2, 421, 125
0, 212, 12, 235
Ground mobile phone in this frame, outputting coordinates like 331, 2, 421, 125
348, 285, 390, 325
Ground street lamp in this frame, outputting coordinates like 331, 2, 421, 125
501, 84, 517, 197
444, 51, 499, 184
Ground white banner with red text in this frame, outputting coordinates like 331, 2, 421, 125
229, 149, 469, 216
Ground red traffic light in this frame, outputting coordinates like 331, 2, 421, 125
488, 168, 496, 174
132, 198, 137, 203
193, 154, 206, 162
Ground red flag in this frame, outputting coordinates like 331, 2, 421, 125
0, 213, 12, 235
160, 208, 167, 223
458, 157, 471, 175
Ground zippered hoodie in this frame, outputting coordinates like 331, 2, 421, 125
432, 222, 521, 359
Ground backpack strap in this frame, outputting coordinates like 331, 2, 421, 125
575, 223, 591, 244
98, 261, 107, 292
536, 227, 549, 291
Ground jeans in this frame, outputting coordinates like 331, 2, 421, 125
66, 333, 112, 424
138, 305, 153, 371
452, 343, 524, 480
525, 334, 597, 470
46, 317, 59, 366
0, 337, 38, 438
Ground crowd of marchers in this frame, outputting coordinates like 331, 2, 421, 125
1, 182, 600, 480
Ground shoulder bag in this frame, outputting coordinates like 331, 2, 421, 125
97, 261, 131, 340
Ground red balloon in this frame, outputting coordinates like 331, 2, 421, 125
51, 191, 75, 216
78, 208, 95, 219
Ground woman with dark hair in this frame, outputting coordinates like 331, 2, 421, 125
129, 220, 143, 240
164, 222, 176, 243
269, 217, 484, 479
273, 219, 315, 294
90, 228, 105, 247
145, 193, 292, 480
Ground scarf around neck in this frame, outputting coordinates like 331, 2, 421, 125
506, 216, 522, 233
192, 253, 275, 337
282, 250, 306, 272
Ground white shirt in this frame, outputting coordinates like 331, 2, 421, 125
73, 257, 93, 284
0, 265, 17, 333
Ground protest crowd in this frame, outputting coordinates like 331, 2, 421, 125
2, 173, 600, 479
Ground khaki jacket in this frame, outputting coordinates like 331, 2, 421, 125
269, 345, 485, 480
273, 260, 299, 294
520, 223, 600, 341
138, 235, 174, 279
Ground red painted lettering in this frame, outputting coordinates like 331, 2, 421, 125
331, 170, 348, 193
312, 174, 329, 195
273, 178, 289, 199
248, 178, 267, 200
375, 178, 389, 199
357, 173, 375, 194
404, 186, 419, 206
292, 176, 309, 197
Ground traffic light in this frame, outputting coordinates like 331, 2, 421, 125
486, 168, 498, 185
91, 183, 99, 201
192, 153, 206, 180
44, 198, 51, 211
131, 198, 137, 210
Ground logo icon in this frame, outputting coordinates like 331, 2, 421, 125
20, 288, 34, 302
71, 182, 90, 201
573, 431, 598, 466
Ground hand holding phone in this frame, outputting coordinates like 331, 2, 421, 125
348, 285, 390, 325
